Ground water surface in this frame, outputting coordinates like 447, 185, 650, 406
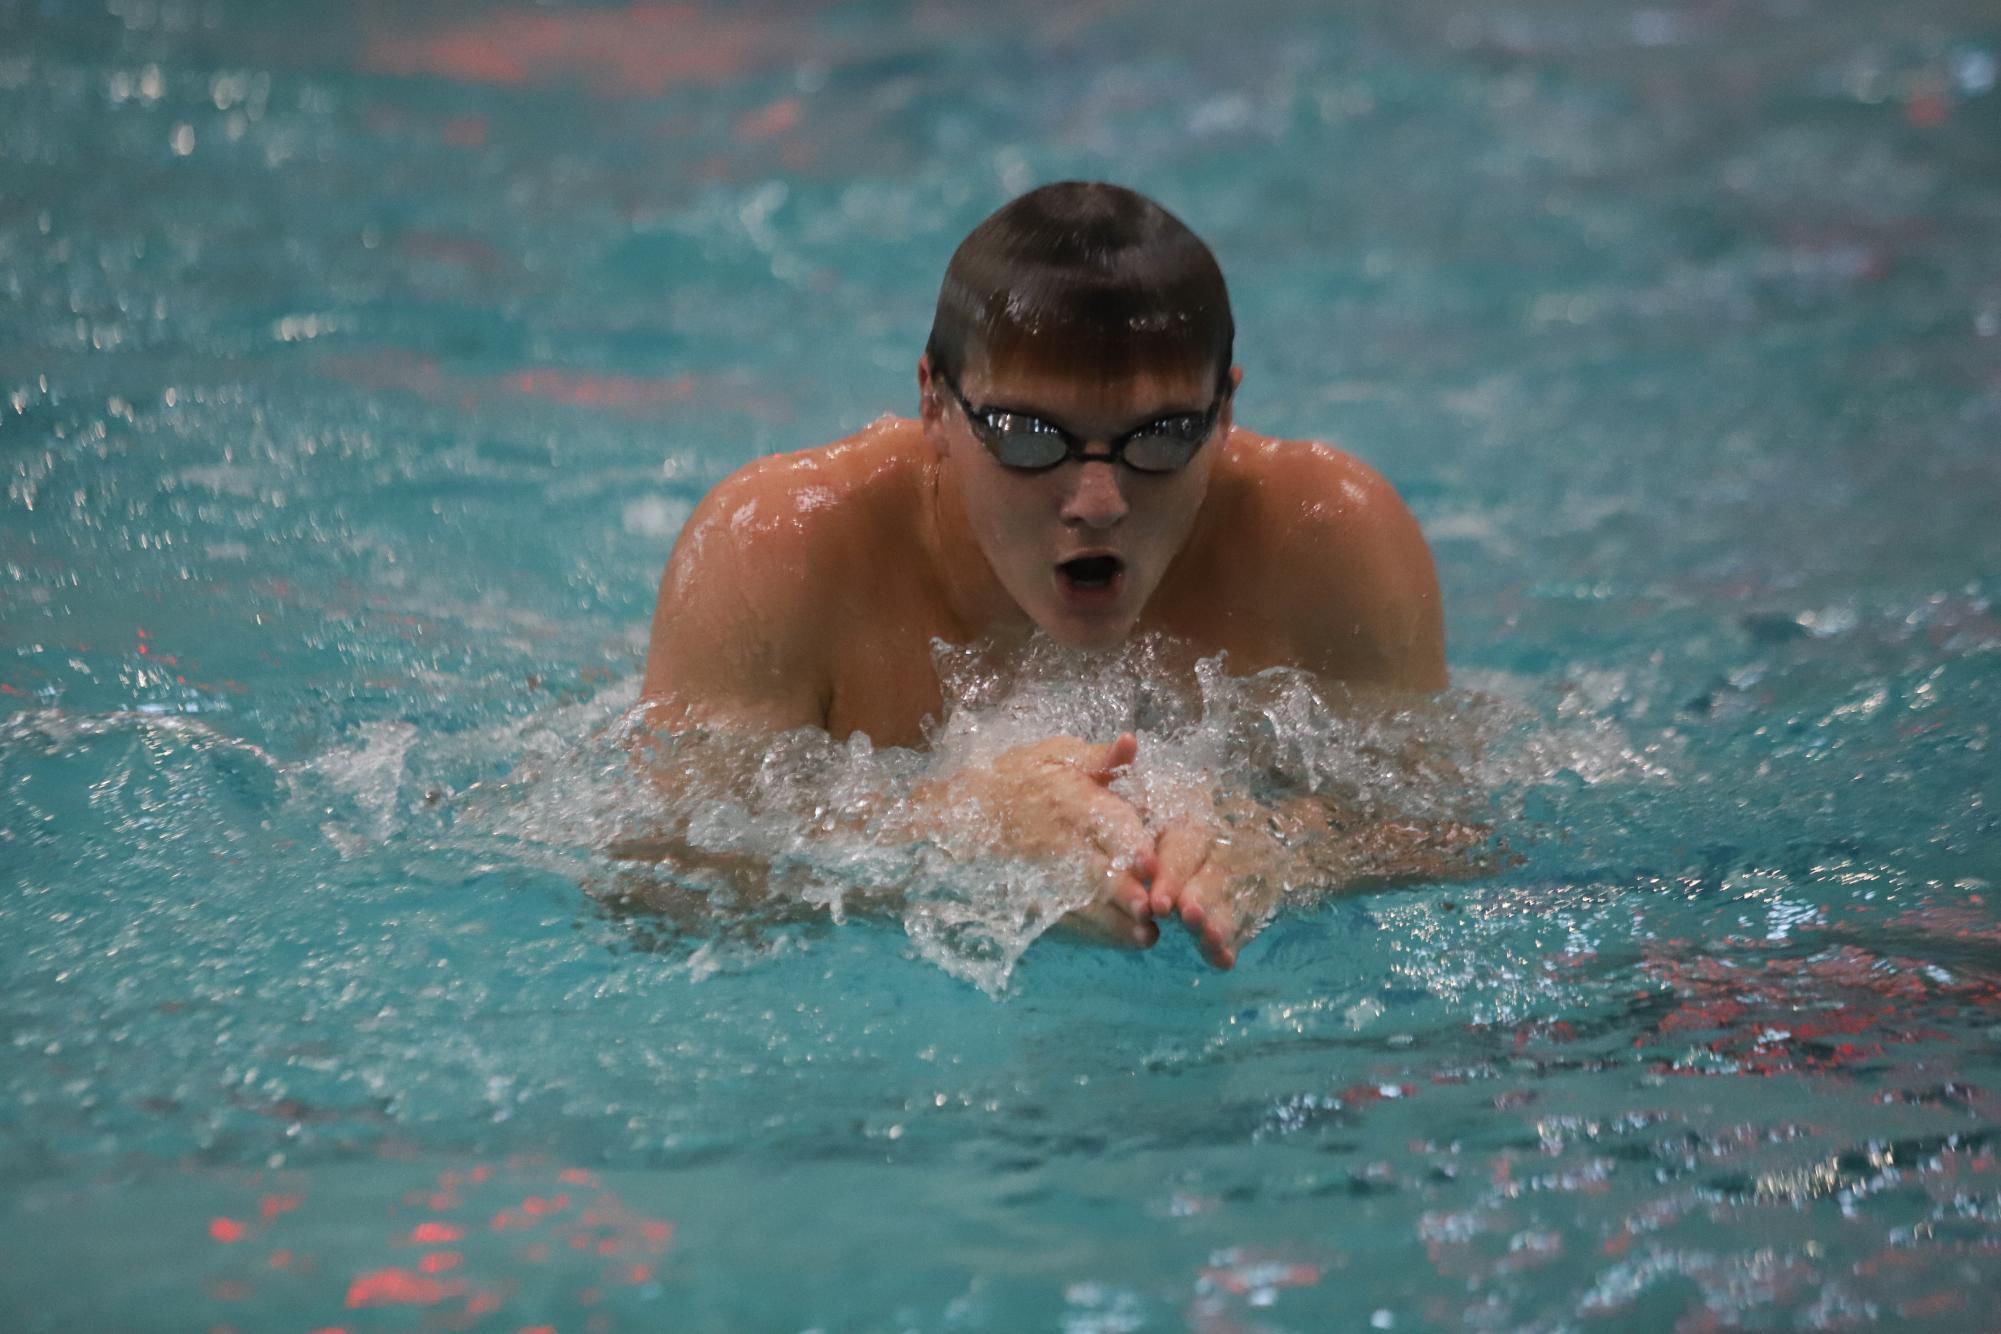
3, 0, 1999, 1328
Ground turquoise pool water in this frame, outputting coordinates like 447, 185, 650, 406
4, 0, 2000, 1328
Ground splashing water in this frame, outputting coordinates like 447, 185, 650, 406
410, 634, 1662, 995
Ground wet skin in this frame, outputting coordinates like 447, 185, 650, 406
640, 356, 1447, 967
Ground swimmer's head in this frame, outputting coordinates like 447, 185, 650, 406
925, 182, 1234, 392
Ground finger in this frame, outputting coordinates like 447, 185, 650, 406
1199, 915, 1237, 970
1178, 896, 1207, 931
1109, 801, 1151, 855
1108, 869, 1153, 923
1060, 902, 1129, 948
1144, 828, 1184, 912
1150, 823, 1203, 916
1085, 801, 1151, 875
1171, 860, 1242, 969
1135, 844, 1169, 914
1134, 845, 1159, 883
1071, 900, 1158, 949
1094, 827, 1155, 923
1082, 731, 1139, 785
1179, 900, 1235, 969
1149, 866, 1178, 919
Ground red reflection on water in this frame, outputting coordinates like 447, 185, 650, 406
362, 4, 805, 97
1638, 938, 1988, 1077
502, 370, 697, 413
441, 116, 488, 148
324, 352, 746, 420
345, 1267, 468, 1307
1905, 92, 1950, 127
1198, 1260, 1320, 1296
735, 97, 801, 140
208, 1161, 676, 1324
1900, 1290, 1967, 1317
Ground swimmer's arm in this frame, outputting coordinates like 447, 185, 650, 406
628, 465, 836, 887
1280, 446, 1447, 692
1264, 444, 1475, 868
1150, 787, 1486, 969
639, 460, 832, 735
1263, 794, 1491, 888
612, 730, 1161, 948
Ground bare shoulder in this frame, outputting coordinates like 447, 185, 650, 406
640, 418, 925, 716
1221, 433, 1404, 522
677, 419, 918, 600
1220, 432, 1447, 691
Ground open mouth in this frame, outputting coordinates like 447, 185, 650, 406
1057, 554, 1125, 591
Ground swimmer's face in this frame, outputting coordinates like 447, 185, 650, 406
921, 354, 1238, 649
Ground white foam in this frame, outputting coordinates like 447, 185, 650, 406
307, 720, 415, 851
331, 635, 1670, 993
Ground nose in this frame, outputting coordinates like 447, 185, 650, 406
1059, 458, 1128, 530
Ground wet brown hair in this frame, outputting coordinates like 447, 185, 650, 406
925, 181, 1233, 394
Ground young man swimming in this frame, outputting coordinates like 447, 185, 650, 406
639, 181, 1447, 969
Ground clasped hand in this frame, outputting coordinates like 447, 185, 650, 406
921, 731, 1294, 970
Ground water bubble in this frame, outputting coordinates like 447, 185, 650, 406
1952, 48, 1996, 95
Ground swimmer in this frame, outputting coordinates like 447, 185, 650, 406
637, 181, 1449, 969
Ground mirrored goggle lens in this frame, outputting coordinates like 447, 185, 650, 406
1120, 433, 1203, 473
987, 430, 1070, 469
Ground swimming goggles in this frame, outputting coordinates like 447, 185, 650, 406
938, 370, 1226, 473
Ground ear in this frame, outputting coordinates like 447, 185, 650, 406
917, 354, 949, 457
1217, 364, 1244, 433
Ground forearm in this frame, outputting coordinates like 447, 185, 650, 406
617, 712, 909, 913
622, 721, 1152, 948
1259, 792, 1490, 891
